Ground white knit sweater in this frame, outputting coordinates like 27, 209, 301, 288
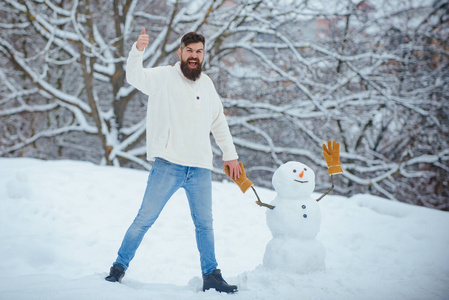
126, 43, 238, 170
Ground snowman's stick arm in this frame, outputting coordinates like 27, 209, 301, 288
316, 175, 334, 202
251, 186, 275, 209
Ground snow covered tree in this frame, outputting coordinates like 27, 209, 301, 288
1, 0, 447, 209
206, 0, 449, 210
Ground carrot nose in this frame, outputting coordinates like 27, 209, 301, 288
299, 170, 304, 178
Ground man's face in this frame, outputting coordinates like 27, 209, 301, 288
178, 42, 204, 81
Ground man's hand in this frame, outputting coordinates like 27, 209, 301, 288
224, 161, 254, 194
136, 27, 149, 51
224, 159, 242, 180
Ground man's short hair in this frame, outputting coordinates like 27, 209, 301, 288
180, 32, 205, 49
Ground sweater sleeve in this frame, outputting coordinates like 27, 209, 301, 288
126, 42, 153, 96
210, 91, 239, 162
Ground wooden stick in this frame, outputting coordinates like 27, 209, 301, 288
251, 186, 275, 209
316, 175, 334, 202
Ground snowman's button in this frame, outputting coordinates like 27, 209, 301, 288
302, 205, 306, 209
303, 214, 307, 218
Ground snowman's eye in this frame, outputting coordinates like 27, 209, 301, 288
304, 168, 307, 171
293, 169, 297, 173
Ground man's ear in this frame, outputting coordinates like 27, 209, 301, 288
178, 48, 181, 59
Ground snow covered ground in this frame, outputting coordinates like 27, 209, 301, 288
0, 158, 448, 300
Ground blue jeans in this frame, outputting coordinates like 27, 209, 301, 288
114, 158, 218, 275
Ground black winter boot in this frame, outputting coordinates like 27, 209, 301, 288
105, 264, 125, 283
202, 269, 238, 293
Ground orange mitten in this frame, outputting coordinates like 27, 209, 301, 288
224, 162, 254, 193
322, 140, 343, 175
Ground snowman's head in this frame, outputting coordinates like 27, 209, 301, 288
272, 161, 315, 198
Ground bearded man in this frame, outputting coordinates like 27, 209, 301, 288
104, 29, 241, 294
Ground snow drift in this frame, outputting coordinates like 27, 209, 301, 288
0, 158, 448, 300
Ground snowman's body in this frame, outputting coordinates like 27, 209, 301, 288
263, 161, 325, 273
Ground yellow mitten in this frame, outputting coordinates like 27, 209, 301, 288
322, 140, 343, 175
224, 162, 254, 193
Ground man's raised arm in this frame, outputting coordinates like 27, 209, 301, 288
126, 27, 152, 95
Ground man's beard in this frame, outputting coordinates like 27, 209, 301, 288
180, 57, 202, 81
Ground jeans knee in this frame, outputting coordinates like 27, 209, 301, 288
133, 211, 157, 231
193, 216, 213, 232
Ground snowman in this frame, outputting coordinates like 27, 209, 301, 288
225, 141, 343, 274
263, 161, 325, 274
262, 141, 343, 273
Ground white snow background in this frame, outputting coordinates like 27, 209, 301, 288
0, 158, 448, 300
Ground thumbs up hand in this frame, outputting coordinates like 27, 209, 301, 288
136, 27, 149, 51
